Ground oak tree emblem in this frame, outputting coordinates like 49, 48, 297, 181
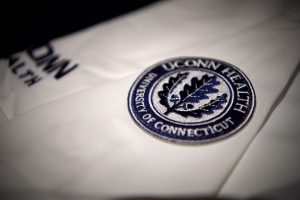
158, 72, 227, 118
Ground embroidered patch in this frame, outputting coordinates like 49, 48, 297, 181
128, 57, 255, 144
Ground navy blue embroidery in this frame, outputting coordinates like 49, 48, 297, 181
159, 73, 224, 116
128, 57, 256, 144
174, 93, 228, 118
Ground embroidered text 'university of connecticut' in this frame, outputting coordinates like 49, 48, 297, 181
128, 57, 256, 144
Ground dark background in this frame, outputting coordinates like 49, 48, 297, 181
0, 1, 159, 58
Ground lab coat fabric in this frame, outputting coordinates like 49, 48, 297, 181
0, 0, 299, 199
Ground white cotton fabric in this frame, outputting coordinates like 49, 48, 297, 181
219, 70, 300, 199
0, 0, 299, 199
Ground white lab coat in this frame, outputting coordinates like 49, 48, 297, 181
0, 0, 299, 199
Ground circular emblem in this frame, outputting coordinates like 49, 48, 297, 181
128, 57, 255, 144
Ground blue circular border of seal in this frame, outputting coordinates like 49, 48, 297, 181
128, 57, 256, 144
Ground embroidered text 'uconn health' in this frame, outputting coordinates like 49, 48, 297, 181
128, 57, 255, 144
